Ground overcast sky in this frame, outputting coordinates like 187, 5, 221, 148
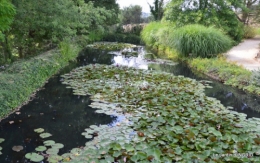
117, 0, 154, 13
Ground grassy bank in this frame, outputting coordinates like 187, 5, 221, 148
189, 56, 260, 95
0, 42, 80, 119
148, 44, 260, 95
141, 22, 260, 96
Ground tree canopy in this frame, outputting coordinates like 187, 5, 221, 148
121, 5, 143, 25
0, 0, 16, 40
149, 0, 164, 21
163, 0, 245, 42
7, 0, 116, 58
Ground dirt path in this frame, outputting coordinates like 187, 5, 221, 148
225, 37, 260, 71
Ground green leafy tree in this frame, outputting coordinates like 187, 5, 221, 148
84, 0, 120, 25
0, 0, 16, 63
121, 5, 143, 24
149, 0, 164, 20
163, 0, 245, 42
0, 0, 15, 38
238, 0, 259, 24
7, 0, 115, 58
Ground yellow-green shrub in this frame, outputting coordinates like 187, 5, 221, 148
243, 26, 257, 39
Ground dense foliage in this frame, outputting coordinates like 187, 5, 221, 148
0, 0, 16, 63
0, 0, 118, 65
58, 64, 260, 162
141, 22, 232, 58
167, 24, 232, 58
243, 25, 257, 38
0, 42, 79, 118
163, 0, 245, 42
149, 0, 164, 20
141, 22, 170, 48
84, 0, 120, 25
0, 0, 15, 39
121, 5, 143, 25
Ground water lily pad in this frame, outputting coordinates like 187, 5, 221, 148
43, 140, 55, 146
89, 125, 98, 129
52, 143, 64, 149
40, 132, 52, 138
84, 135, 93, 139
0, 138, 4, 143
46, 148, 59, 155
25, 153, 44, 162
47, 155, 62, 163
34, 128, 44, 133
70, 148, 81, 155
12, 145, 23, 152
35, 146, 47, 152
61, 153, 71, 159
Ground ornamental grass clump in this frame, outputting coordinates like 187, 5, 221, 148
168, 24, 232, 58
141, 22, 164, 47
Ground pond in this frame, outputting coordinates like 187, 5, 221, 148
1, 44, 260, 162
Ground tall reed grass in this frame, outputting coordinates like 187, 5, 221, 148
168, 24, 233, 58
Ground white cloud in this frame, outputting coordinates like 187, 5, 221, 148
117, 0, 154, 13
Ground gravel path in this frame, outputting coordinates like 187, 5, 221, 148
225, 37, 260, 71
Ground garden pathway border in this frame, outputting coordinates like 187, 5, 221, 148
225, 37, 260, 71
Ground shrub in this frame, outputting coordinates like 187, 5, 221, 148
103, 33, 141, 45
250, 69, 260, 87
168, 24, 233, 58
243, 26, 257, 39
141, 22, 162, 47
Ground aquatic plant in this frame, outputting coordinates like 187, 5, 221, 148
86, 42, 135, 51
60, 64, 260, 162
23, 129, 67, 163
0, 138, 4, 155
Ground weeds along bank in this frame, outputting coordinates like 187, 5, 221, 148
0, 42, 80, 119
141, 22, 260, 95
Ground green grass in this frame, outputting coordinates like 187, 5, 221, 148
187, 56, 260, 95
0, 41, 80, 119
189, 56, 251, 86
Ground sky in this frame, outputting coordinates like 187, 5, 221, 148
117, 0, 154, 13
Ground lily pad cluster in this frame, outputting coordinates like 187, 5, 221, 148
24, 128, 66, 163
86, 42, 135, 51
61, 64, 260, 162
0, 138, 4, 155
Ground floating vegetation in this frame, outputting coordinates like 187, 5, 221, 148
12, 145, 23, 152
44, 140, 55, 146
39, 132, 52, 138
24, 129, 65, 163
25, 153, 44, 162
0, 138, 4, 155
35, 146, 47, 152
86, 42, 135, 51
61, 64, 260, 162
34, 128, 44, 133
